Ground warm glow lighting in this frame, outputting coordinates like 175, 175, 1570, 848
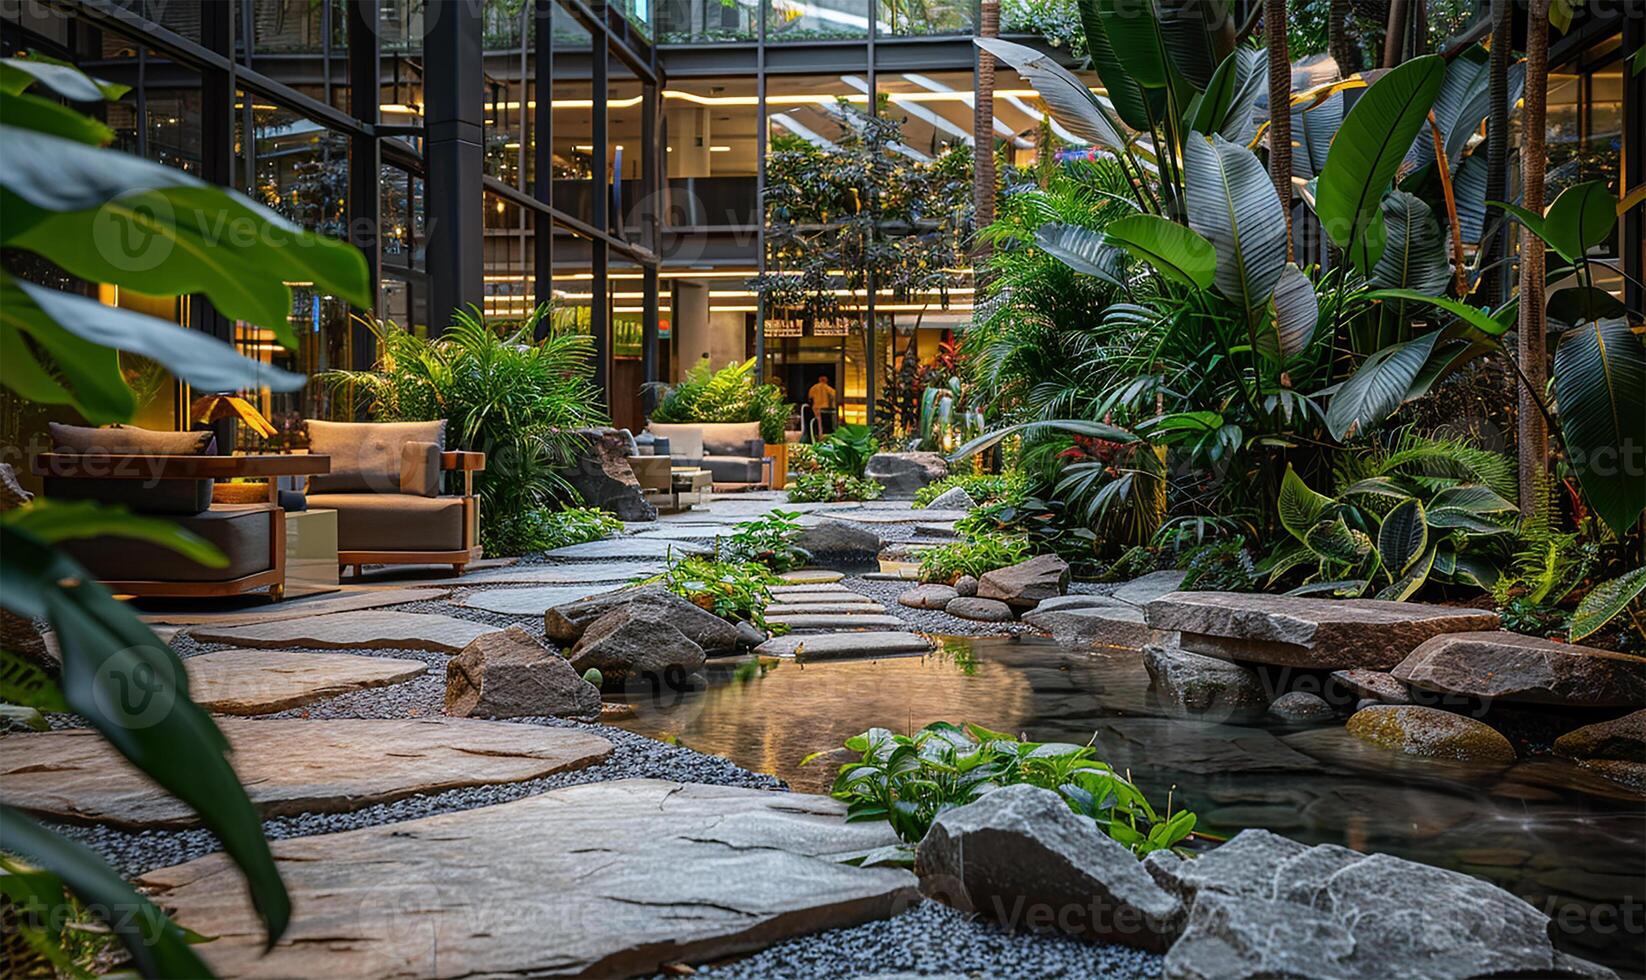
381, 103, 422, 115
709, 145, 732, 152
493, 88, 1088, 113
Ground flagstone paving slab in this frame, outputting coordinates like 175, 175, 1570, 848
626, 523, 741, 540
765, 602, 889, 615
544, 537, 710, 559
137, 588, 451, 627
0, 718, 612, 829
832, 509, 969, 523
755, 631, 937, 660
136, 779, 917, 979
764, 591, 876, 605
183, 649, 427, 714
764, 613, 909, 630
458, 583, 627, 615
778, 569, 845, 584
459, 562, 662, 585
189, 611, 497, 654
770, 583, 857, 595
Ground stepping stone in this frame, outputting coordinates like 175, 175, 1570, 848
138, 588, 451, 627
183, 650, 426, 714
834, 509, 969, 523
765, 602, 887, 616
899, 584, 957, 610
0, 718, 612, 829
190, 611, 497, 655
1144, 592, 1501, 670
765, 591, 876, 605
770, 583, 855, 595
628, 523, 739, 540
1023, 601, 1165, 648
914, 522, 959, 536
779, 569, 844, 584
1109, 570, 1188, 607
755, 631, 937, 660
459, 583, 626, 616
764, 613, 908, 630
544, 538, 709, 559
1392, 631, 1646, 708
137, 779, 918, 979
460, 562, 661, 585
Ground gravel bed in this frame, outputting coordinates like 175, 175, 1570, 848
685, 898, 1163, 979
844, 576, 1037, 637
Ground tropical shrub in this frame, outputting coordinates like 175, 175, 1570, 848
918, 532, 1032, 584
721, 509, 811, 573
648, 555, 780, 631
323, 306, 609, 555
787, 442, 822, 475
914, 473, 1022, 509
787, 471, 884, 504
646, 357, 791, 444
812, 423, 878, 478
805, 721, 1197, 856
485, 505, 623, 555
954, 494, 1098, 569
0, 56, 373, 971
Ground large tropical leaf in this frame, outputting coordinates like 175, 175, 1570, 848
975, 38, 1130, 156
1291, 92, 1343, 180
1183, 132, 1288, 314
1363, 289, 1510, 337
1278, 464, 1334, 542
1155, 0, 1236, 91
1101, 213, 1215, 289
1189, 48, 1266, 144
1552, 318, 1646, 535
1376, 545, 1435, 601
1452, 150, 1490, 243
1034, 224, 1128, 286
949, 418, 1137, 463
1264, 263, 1319, 362
1075, 0, 1162, 131
1569, 567, 1646, 642
1428, 485, 1517, 514
1315, 55, 1447, 273
1541, 181, 1618, 265
1370, 191, 1452, 295
1376, 497, 1428, 576
1325, 330, 1444, 440
1405, 45, 1524, 171
1096, 0, 1170, 89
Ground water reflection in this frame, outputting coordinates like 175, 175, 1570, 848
616, 635, 1646, 971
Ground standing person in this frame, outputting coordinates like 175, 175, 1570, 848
808, 373, 838, 437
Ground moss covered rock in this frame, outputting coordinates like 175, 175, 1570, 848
1345, 705, 1515, 764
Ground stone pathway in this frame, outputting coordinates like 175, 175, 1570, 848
137, 779, 917, 979
458, 561, 662, 585
765, 612, 908, 631
137, 587, 452, 626
457, 583, 627, 615
756, 632, 937, 659
183, 649, 427, 714
545, 537, 710, 559
1, 719, 612, 828
189, 610, 497, 654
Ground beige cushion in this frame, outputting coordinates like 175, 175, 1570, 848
62, 504, 273, 582
46, 422, 215, 514
49, 422, 214, 455
699, 421, 762, 456
307, 493, 466, 552
646, 423, 704, 460
401, 441, 441, 496
307, 419, 445, 493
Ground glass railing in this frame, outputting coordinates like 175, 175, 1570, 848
765, 0, 868, 41
656, 0, 758, 43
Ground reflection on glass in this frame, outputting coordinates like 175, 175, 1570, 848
656, 0, 756, 42
666, 79, 758, 227
766, 0, 867, 41
877, 0, 969, 35
247, 0, 347, 56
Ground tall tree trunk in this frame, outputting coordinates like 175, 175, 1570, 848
1480, 0, 1512, 306
1382, 0, 1409, 68
973, 0, 999, 274
1518, 0, 1551, 517
1267, 0, 1293, 260
1329, 0, 1364, 75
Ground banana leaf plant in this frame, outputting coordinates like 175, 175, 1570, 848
1, 56, 371, 976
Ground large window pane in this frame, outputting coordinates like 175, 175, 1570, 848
657, 0, 757, 43
766, 0, 868, 41
665, 78, 758, 227
877, 0, 969, 35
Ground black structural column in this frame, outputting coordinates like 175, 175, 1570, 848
641, 79, 660, 397
425, 0, 485, 334
197, 0, 236, 448
590, 37, 611, 400
533, 0, 555, 328
348, 0, 382, 372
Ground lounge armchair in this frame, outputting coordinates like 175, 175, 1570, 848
34, 423, 331, 602
302, 419, 486, 577
645, 421, 765, 485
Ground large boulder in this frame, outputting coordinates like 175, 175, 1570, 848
569, 604, 706, 685
545, 585, 742, 653
1267, 691, 1334, 724
1345, 704, 1515, 763
945, 596, 1014, 622
978, 555, 1070, 609
915, 784, 1182, 951
1392, 631, 1646, 708
1554, 709, 1646, 792
1144, 592, 1500, 669
899, 583, 958, 610
1024, 597, 1165, 649
864, 452, 948, 498
446, 626, 601, 720
1329, 668, 1411, 705
923, 485, 979, 512
794, 518, 881, 558
561, 427, 656, 522
1143, 642, 1269, 717
1156, 828, 1612, 979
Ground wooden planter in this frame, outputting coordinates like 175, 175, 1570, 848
768, 442, 788, 490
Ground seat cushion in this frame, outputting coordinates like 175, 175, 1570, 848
49, 422, 214, 456
46, 422, 215, 515
61, 504, 273, 583
646, 423, 703, 461
307, 493, 467, 552
307, 419, 446, 493
698, 422, 762, 456
401, 441, 441, 497
702, 457, 764, 484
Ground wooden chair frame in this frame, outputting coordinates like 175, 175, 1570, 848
31, 453, 332, 603
337, 450, 486, 578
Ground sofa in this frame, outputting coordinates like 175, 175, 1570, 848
645, 421, 765, 485
302, 419, 485, 576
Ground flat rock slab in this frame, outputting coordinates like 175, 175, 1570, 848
756, 631, 937, 660
833, 509, 968, 523
184, 650, 426, 714
0, 718, 612, 829
138, 588, 451, 627
1393, 631, 1646, 708
459, 584, 626, 615
1110, 570, 1188, 607
137, 779, 918, 978
460, 562, 661, 585
778, 569, 845, 584
1145, 592, 1500, 669
766, 592, 877, 606
544, 538, 709, 559
770, 583, 857, 595
191, 611, 497, 655
765, 602, 888, 615
765, 613, 908, 631
1022, 603, 1164, 649
627, 524, 740, 540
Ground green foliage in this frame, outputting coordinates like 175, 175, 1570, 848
722, 509, 811, 573
645, 357, 791, 444
323, 307, 609, 555
787, 471, 885, 504
787, 442, 822, 475
1177, 536, 1261, 592
581, 668, 603, 688
1569, 567, 1646, 643
650, 554, 780, 630
918, 531, 1032, 584
955, 494, 1099, 569
913, 473, 1023, 508
812, 423, 878, 478
806, 721, 1197, 855
484, 505, 623, 556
